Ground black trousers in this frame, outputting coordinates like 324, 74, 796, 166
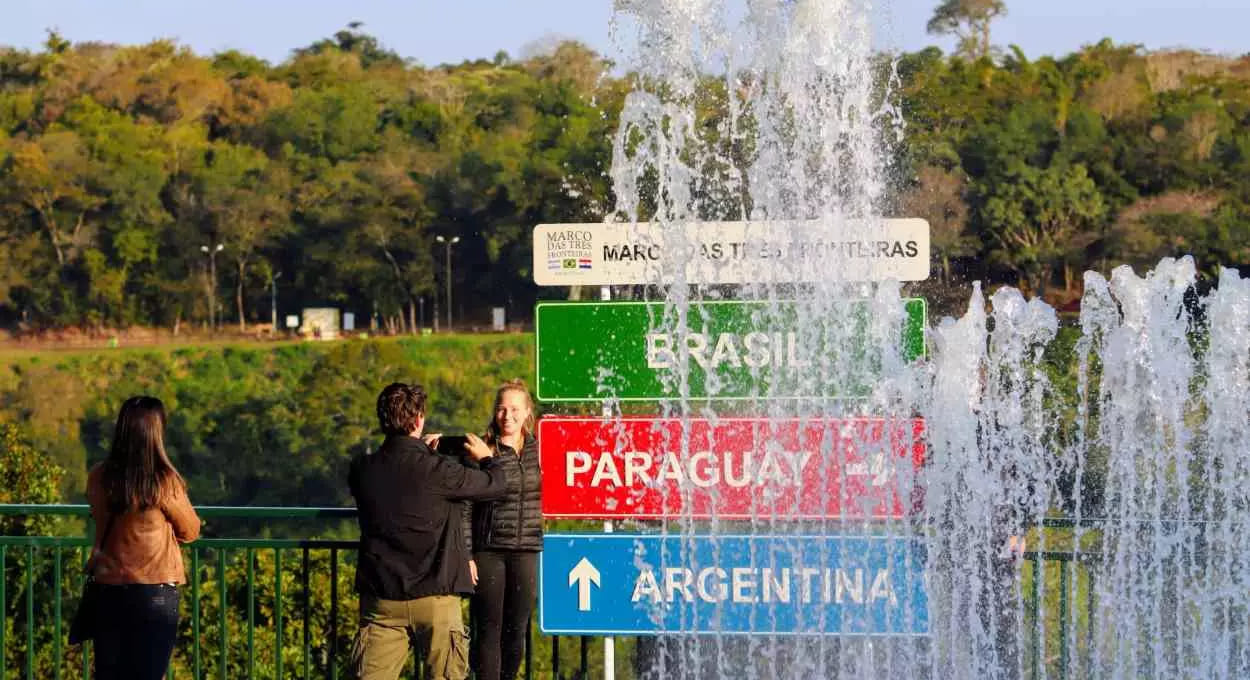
470, 551, 538, 680
93, 583, 180, 680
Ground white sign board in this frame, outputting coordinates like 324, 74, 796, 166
532, 219, 930, 286
300, 308, 340, 340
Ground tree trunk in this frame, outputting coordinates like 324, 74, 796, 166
37, 209, 66, 266
236, 259, 247, 332
204, 265, 214, 331
380, 245, 422, 336
1031, 265, 1052, 303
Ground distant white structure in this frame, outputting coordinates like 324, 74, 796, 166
300, 308, 340, 340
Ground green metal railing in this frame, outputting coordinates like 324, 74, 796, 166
0, 505, 594, 680
0, 505, 1094, 679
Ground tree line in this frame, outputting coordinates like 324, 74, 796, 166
0, 28, 622, 332
2, 24, 1248, 331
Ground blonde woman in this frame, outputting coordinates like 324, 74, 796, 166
469, 380, 541, 680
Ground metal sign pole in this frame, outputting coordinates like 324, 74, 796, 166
599, 283, 616, 680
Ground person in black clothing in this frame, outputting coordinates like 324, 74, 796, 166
470, 380, 543, 680
348, 382, 509, 680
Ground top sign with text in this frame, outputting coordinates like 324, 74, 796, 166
533, 220, 930, 286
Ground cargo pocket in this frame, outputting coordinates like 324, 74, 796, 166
445, 626, 470, 680
348, 626, 370, 676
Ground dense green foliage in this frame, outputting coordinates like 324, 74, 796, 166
0, 29, 621, 331
0, 422, 63, 529
0, 335, 532, 503
895, 41, 1250, 305
2, 27, 1249, 330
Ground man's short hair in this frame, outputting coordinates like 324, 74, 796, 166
376, 382, 427, 436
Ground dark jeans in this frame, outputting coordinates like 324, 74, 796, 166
471, 551, 538, 680
93, 583, 180, 680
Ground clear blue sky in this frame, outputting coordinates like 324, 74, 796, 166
2, 0, 1246, 65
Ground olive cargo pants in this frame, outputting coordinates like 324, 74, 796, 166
350, 594, 469, 680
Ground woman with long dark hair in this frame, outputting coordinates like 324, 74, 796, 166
86, 395, 201, 679
468, 380, 542, 680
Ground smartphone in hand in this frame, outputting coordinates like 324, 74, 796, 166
435, 435, 469, 457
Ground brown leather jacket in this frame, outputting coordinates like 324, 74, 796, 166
86, 463, 202, 585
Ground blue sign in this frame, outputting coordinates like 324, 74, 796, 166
540, 534, 928, 636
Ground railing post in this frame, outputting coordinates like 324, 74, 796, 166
276, 548, 284, 680
1030, 551, 1041, 680
25, 545, 33, 680
1086, 566, 1096, 674
551, 635, 560, 680
1, 545, 6, 680
303, 547, 311, 680
1059, 559, 1070, 679
79, 548, 89, 680
53, 547, 62, 680
247, 548, 255, 680
218, 548, 227, 680
192, 547, 201, 680
329, 548, 339, 680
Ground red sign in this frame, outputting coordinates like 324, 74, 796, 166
539, 417, 925, 520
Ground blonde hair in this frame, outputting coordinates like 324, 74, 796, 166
486, 379, 536, 443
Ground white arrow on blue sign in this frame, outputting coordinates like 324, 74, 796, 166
540, 534, 929, 636
568, 557, 601, 611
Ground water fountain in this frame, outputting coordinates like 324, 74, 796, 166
549, 1, 1250, 678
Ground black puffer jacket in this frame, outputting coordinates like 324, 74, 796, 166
472, 434, 542, 552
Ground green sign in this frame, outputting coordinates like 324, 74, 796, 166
535, 299, 926, 402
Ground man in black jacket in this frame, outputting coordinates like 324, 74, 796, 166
349, 382, 507, 680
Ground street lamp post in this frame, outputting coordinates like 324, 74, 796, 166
270, 271, 283, 333
435, 235, 460, 332
201, 243, 224, 330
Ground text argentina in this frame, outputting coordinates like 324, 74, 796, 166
632, 565, 899, 606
